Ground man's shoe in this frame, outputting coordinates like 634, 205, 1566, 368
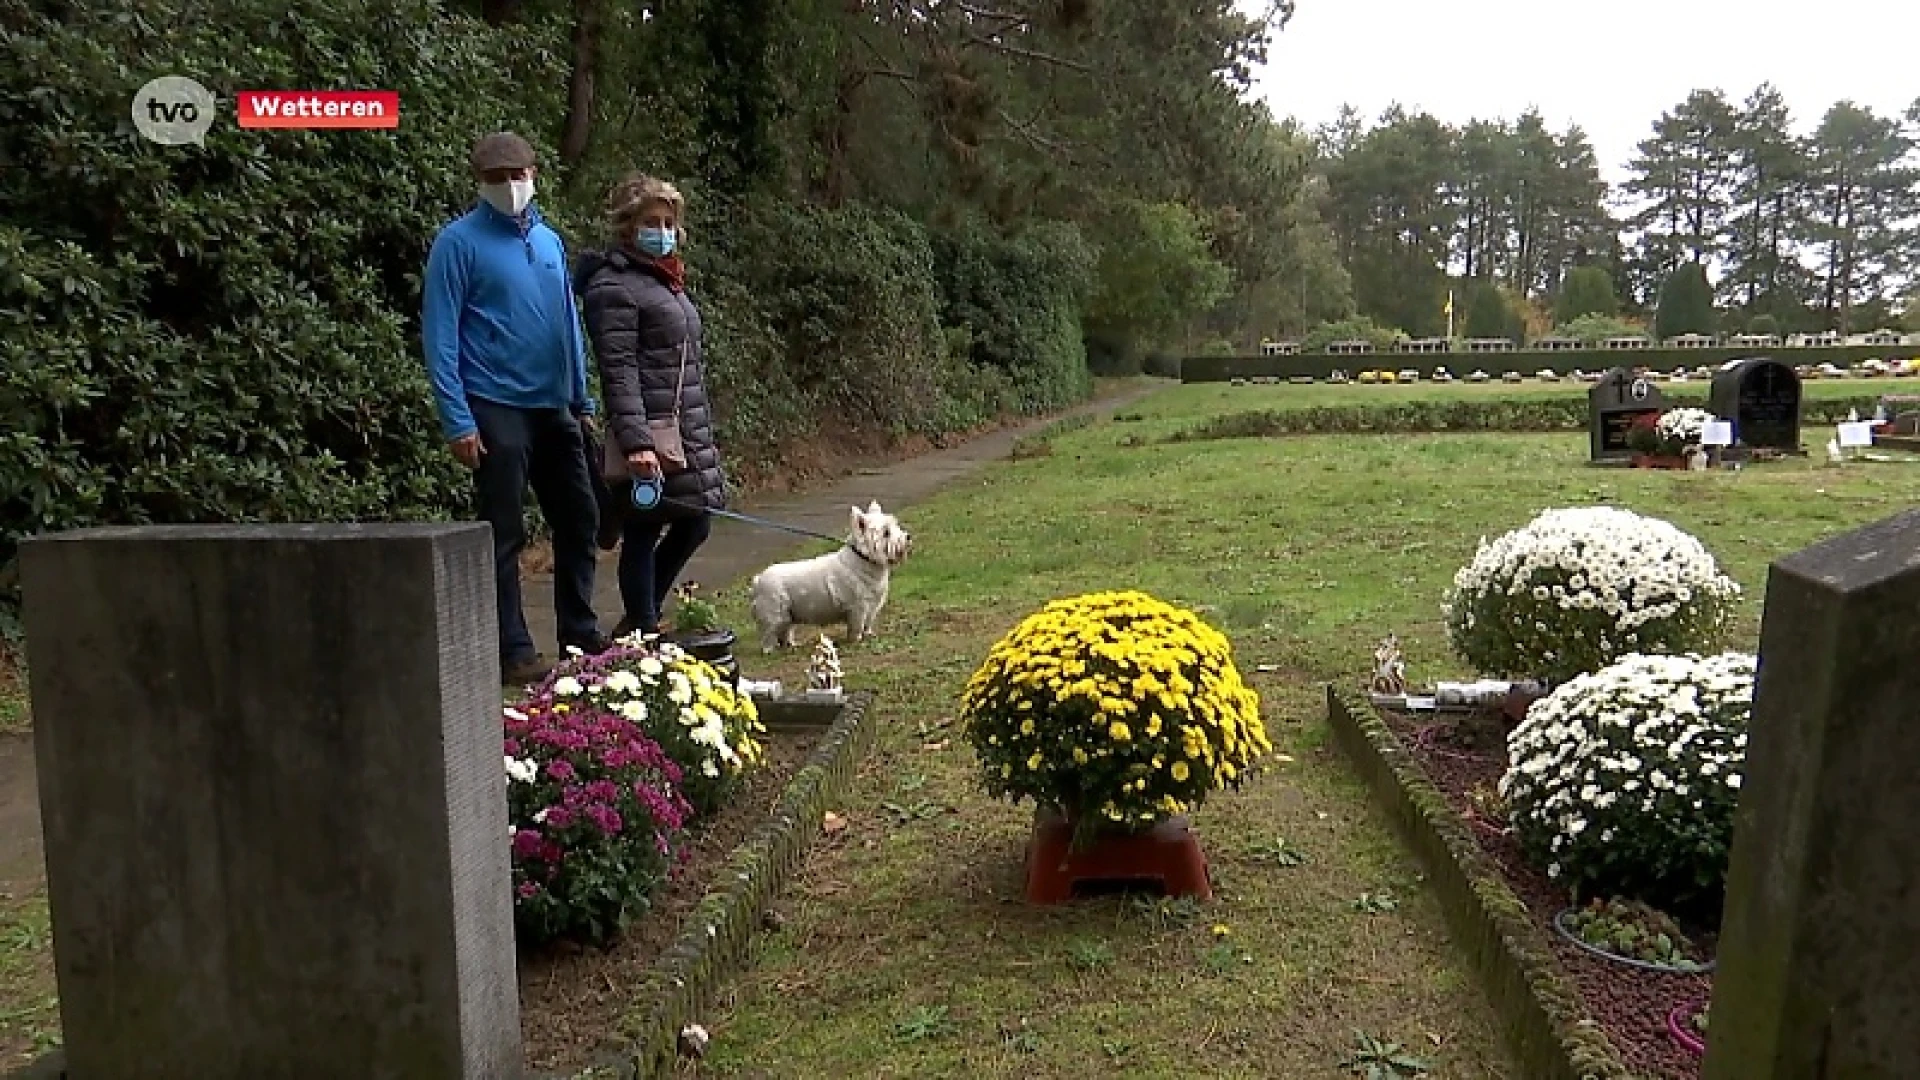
503, 653, 554, 688
610, 616, 659, 642
559, 630, 614, 657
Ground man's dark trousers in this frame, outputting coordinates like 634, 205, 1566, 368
469, 396, 601, 663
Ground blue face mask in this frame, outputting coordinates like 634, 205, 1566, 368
638, 226, 676, 258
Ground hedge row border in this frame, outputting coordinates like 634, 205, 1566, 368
556, 690, 882, 1080
1163, 392, 1889, 443
1325, 686, 1639, 1080
1180, 344, 1916, 383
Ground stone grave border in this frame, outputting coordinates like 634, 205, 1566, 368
1324, 686, 1637, 1080
4, 692, 882, 1080
537, 690, 882, 1080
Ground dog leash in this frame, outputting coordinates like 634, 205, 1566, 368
656, 496, 845, 545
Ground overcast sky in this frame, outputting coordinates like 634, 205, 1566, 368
1246, 0, 1919, 187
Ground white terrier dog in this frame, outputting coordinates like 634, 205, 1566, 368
750, 501, 912, 652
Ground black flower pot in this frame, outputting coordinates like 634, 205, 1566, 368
670, 627, 741, 688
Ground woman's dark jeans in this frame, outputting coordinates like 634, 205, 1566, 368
617, 511, 712, 632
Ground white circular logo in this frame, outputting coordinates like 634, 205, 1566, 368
1630, 378, 1650, 401
132, 76, 217, 146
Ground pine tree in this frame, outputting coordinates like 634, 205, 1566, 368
1555, 265, 1618, 323
1655, 262, 1718, 339
1465, 282, 1515, 340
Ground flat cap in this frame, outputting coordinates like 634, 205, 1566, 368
471, 131, 536, 171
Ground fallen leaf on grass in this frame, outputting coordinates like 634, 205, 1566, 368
921, 739, 951, 752
823, 812, 848, 835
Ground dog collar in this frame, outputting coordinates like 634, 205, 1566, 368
846, 543, 885, 568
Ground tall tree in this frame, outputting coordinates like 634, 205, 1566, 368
1555, 265, 1618, 323
1320, 106, 1458, 335
1624, 91, 1740, 281
1803, 102, 1919, 333
1655, 262, 1718, 339
1721, 84, 1809, 314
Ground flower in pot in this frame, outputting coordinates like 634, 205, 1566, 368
1442, 506, 1741, 687
1557, 896, 1712, 973
666, 582, 740, 687
502, 695, 693, 947
1503, 651, 1753, 918
533, 638, 766, 818
958, 589, 1271, 851
1624, 410, 1665, 456
1654, 407, 1715, 455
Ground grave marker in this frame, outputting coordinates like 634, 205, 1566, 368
18, 523, 522, 1080
1708, 356, 1803, 451
1587, 366, 1665, 463
1704, 509, 1920, 1079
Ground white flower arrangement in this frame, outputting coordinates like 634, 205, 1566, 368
1500, 652, 1752, 910
1442, 506, 1741, 684
1655, 407, 1715, 448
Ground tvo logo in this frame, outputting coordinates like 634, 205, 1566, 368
132, 76, 217, 146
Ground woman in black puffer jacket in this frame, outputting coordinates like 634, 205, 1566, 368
573, 173, 728, 638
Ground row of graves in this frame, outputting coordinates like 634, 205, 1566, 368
1228, 357, 1920, 388
1588, 358, 1920, 467
1257, 328, 1917, 356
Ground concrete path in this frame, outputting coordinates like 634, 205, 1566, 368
0, 382, 1167, 890
521, 384, 1164, 651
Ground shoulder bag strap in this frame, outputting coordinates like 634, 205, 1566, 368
672, 339, 688, 422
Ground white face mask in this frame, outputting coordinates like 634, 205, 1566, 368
480, 177, 535, 216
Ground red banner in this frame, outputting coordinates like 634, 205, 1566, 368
236, 91, 399, 129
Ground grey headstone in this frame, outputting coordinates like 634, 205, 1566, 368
1704, 509, 1920, 1079
19, 523, 522, 1080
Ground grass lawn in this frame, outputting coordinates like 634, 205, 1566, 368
697, 381, 1920, 1079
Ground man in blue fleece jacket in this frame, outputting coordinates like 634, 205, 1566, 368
423, 131, 608, 685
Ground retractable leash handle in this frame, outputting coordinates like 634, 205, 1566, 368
629, 467, 665, 510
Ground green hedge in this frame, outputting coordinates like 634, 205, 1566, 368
1169, 393, 1887, 442
1180, 345, 1918, 383
0, 0, 576, 640
932, 220, 1096, 416
0, 2, 1102, 633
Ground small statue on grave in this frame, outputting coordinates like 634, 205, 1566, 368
1685, 444, 1708, 471
807, 635, 843, 694
1370, 634, 1407, 696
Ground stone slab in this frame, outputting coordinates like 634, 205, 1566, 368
1704, 508, 1920, 1079
18, 523, 522, 1080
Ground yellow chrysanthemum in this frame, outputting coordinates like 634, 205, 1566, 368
958, 590, 1267, 826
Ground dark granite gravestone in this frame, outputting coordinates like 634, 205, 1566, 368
1703, 509, 1920, 1080
16, 524, 522, 1080
1587, 366, 1665, 463
1708, 356, 1803, 451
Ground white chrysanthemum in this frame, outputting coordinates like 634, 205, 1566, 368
504, 756, 538, 785
552, 676, 584, 697
1655, 407, 1715, 446
604, 670, 643, 694
1442, 506, 1741, 683
1500, 651, 1753, 909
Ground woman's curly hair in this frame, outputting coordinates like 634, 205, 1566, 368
603, 172, 687, 247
